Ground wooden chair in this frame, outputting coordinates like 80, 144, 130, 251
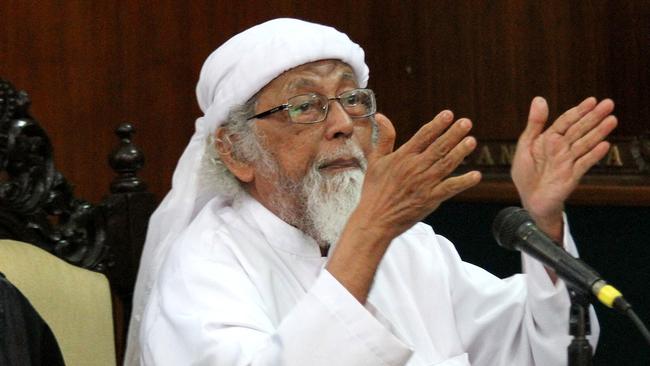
0, 78, 157, 364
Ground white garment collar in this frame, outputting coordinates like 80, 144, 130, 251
235, 194, 323, 258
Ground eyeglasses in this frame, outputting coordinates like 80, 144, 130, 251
247, 88, 376, 124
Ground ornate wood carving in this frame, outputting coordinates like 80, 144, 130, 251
0, 78, 110, 271
0, 77, 157, 363
102, 123, 157, 363
109, 124, 147, 193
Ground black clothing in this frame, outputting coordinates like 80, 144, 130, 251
0, 272, 65, 366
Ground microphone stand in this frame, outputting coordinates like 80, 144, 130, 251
568, 287, 593, 366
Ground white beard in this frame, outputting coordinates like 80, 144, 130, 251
302, 164, 365, 249
264, 140, 366, 250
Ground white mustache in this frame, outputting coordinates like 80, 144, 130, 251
314, 141, 367, 172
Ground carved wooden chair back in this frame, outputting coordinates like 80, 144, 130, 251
0, 78, 157, 363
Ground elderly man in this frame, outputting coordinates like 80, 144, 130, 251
126, 18, 616, 365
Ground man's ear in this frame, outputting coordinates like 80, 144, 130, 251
214, 128, 255, 183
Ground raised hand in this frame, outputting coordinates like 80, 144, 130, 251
328, 111, 480, 302
511, 97, 617, 241
355, 111, 481, 239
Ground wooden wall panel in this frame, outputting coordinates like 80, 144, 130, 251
1, 0, 647, 205
1, 1, 649, 363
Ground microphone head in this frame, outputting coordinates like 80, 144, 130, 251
492, 207, 533, 251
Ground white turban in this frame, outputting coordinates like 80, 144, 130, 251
125, 18, 368, 365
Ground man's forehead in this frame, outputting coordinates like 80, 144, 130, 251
288, 59, 355, 75
262, 60, 357, 96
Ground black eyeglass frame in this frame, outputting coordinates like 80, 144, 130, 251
246, 88, 376, 124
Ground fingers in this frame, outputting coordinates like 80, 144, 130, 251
564, 99, 615, 144
569, 114, 618, 158
415, 118, 478, 207
519, 96, 549, 146
573, 141, 611, 179
399, 110, 455, 154
429, 171, 482, 202
397, 109, 474, 167
428, 133, 477, 178
548, 97, 597, 135
399, 110, 476, 181
368, 113, 396, 161
391, 109, 475, 187
550, 98, 616, 171
422, 118, 473, 165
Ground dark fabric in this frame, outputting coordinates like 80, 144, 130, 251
0, 272, 65, 366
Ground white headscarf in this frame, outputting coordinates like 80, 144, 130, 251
125, 18, 368, 365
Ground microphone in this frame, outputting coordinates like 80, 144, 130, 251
492, 206, 629, 312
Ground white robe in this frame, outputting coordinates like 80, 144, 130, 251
140, 195, 599, 365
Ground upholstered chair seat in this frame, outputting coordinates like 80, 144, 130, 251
0, 240, 116, 366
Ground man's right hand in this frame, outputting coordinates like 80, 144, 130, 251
327, 111, 481, 303
357, 111, 481, 239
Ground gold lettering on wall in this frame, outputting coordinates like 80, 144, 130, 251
603, 144, 624, 167
498, 144, 516, 165
476, 145, 495, 165
459, 138, 648, 178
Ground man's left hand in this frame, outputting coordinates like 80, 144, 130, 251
511, 97, 617, 242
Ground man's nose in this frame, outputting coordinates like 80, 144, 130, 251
323, 101, 354, 139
